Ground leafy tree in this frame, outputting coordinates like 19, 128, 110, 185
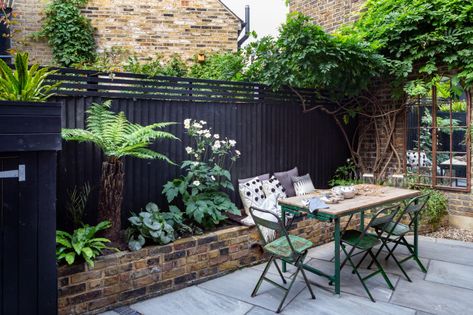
344, 0, 473, 94
244, 13, 387, 97
62, 100, 178, 242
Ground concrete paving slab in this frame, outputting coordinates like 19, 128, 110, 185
425, 260, 473, 290
354, 251, 429, 281
433, 238, 473, 249
198, 268, 307, 312
307, 242, 335, 261
251, 259, 297, 275
282, 286, 416, 315
130, 286, 253, 315
99, 312, 119, 315
303, 258, 399, 302
394, 239, 473, 266
390, 279, 473, 315
245, 306, 276, 315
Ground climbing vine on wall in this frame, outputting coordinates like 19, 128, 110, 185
344, 0, 473, 95
38, 0, 95, 66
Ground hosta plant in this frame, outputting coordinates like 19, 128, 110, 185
126, 202, 175, 251
56, 221, 115, 267
0, 52, 60, 101
62, 100, 178, 242
163, 119, 241, 229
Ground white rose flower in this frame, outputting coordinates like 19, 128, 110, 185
214, 134, 220, 139
204, 132, 211, 138
192, 180, 200, 186
193, 122, 202, 129
185, 146, 193, 154
200, 120, 207, 125
229, 140, 236, 147
235, 150, 241, 156
211, 175, 216, 181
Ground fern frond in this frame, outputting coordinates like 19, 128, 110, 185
125, 148, 174, 164
63, 100, 177, 162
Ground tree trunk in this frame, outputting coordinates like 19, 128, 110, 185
97, 157, 124, 243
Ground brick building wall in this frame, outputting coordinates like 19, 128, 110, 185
289, 0, 473, 223
14, 0, 243, 65
289, 0, 365, 33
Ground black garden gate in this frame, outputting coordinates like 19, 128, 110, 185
0, 101, 62, 315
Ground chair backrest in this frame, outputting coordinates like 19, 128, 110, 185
400, 193, 431, 228
351, 205, 401, 247
249, 206, 298, 258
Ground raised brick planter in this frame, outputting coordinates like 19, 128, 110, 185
57, 217, 339, 315
57, 211, 441, 315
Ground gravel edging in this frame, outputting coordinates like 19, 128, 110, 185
425, 226, 473, 243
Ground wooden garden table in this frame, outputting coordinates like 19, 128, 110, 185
278, 185, 420, 296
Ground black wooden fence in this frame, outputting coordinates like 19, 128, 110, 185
48, 68, 352, 228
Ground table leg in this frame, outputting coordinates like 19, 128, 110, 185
281, 208, 287, 273
334, 217, 341, 295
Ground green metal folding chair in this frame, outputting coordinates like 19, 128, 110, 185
250, 206, 316, 313
367, 194, 430, 279
337, 205, 400, 302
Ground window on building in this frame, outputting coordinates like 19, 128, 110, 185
405, 77, 471, 191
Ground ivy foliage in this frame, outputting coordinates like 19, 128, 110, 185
38, 0, 96, 66
344, 0, 473, 93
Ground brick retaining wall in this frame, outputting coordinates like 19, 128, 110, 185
57, 211, 444, 315
57, 216, 343, 315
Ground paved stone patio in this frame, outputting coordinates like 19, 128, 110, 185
102, 236, 473, 315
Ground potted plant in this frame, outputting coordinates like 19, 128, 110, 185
0, 1, 14, 62
0, 52, 62, 152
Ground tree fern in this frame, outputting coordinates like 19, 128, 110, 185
62, 100, 178, 242
62, 100, 178, 160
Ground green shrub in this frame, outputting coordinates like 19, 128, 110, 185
56, 221, 115, 267
421, 189, 448, 228
126, 202, 175, 251
0, 52, 60, 102
329, 159, 360, 187
189, 52, 245, 81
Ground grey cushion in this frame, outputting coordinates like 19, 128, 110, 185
238, 173, 270, 184
273, 167, 298, 197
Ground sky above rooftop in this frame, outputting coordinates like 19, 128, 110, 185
220, 0, 288, 44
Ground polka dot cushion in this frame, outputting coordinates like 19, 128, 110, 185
262, 176, 287, 200
239, 177, 267, 216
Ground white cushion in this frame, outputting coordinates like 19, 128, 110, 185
262, 176, 287, 200
238, 177, 266, 216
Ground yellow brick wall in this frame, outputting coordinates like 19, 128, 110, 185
289, 0, 365, 33
14, 0, 242, 65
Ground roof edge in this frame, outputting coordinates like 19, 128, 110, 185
217, 0, 244, 25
